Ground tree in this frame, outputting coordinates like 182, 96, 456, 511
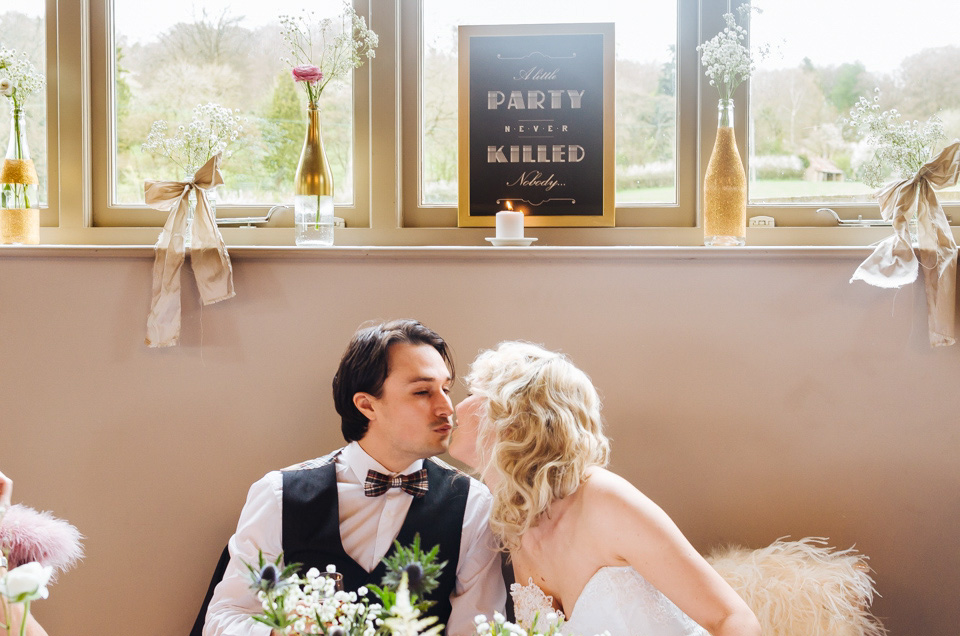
261, 71, 305, 192
657, 45, 676, 97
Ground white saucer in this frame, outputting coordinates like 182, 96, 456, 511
485, 237, 538, 247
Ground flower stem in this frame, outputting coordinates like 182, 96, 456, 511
18, 601, 28, 636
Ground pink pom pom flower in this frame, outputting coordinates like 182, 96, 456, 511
0, 505, 83, 580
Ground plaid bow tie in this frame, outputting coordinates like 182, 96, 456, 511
364, 468, 429, 498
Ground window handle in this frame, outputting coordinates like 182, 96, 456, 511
215, 205, 288, 227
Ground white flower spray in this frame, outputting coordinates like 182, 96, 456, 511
279, 3, 378, 107
697, 6, 764, 101
141, 102, 245, 177
846, 88, 946, 188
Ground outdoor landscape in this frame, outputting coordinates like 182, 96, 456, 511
2, 7, 958, 209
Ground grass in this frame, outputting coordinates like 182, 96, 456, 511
616, 179, 960, 204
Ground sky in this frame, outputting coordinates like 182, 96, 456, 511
10, 0, 960, 74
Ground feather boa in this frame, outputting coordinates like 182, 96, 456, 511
0, 504, 84, 580
707, 537, 885, 636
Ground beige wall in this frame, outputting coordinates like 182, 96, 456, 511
1, 247, 957, 636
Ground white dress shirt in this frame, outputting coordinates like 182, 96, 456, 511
204, 442, 506, 636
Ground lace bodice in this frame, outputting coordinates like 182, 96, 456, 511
510, 566, 708, 636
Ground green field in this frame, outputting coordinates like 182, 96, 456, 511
616, 179, 960, 204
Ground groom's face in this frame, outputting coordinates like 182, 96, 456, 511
360, 342, 454, 469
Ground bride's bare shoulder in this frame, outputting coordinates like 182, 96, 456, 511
580, 467, 660, 516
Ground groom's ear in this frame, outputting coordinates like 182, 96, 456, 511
353, 392, 377, 421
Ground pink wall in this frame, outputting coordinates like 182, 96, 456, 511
1, 247, 957, 635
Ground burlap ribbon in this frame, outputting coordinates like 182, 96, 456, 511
850, 141, 960, 347
144, 154, 235, 348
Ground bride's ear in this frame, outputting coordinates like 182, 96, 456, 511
353, 392, 377, 421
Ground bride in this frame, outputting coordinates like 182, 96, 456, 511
448, 342, 760, 636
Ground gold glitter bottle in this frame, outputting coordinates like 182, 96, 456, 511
703, 99, 746, 246
1, 106, 40, 244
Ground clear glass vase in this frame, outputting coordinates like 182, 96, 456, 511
703, 99, 747, 246
176, 171, 217, 249
294, 105, 335, 246
1, 106, 40, 244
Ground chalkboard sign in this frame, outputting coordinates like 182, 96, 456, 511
458, 23, 615, 228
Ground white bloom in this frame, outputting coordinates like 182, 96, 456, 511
306, 567, 320, 579
279, 3, 378, 102
326, 564, 337, 573
0, 47, 45, 106
493, 611, 506, 624
0, 78, 12, 96
697, 12, 757, 101
0, 562, 53, 603
141, 102, 245, 175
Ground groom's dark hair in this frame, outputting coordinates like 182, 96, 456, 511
333, 319, 455, 442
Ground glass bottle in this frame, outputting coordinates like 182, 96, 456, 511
703, 99, 747, 246
0, 106, 40, 244
177, 168, 217, 249
294, 105, 335, 246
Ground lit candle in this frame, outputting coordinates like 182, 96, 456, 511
495, 201, 524, 239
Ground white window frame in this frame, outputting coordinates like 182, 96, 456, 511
26, 0, 958, 246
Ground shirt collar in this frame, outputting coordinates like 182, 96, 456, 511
342, 441, 424, 483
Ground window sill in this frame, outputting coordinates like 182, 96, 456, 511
12, 224, 955, 249
0, 242, 897, 262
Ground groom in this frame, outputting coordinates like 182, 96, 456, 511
202, 319, 505, 635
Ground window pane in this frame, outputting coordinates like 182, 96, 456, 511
112, 0, 353, 206
749, 0, 960, 204
421, 1, 679, 206
0, 3, 48, 207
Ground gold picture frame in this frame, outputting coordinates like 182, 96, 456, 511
457, 23, 615, 228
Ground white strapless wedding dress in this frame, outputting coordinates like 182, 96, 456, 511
511, 566, 708, 636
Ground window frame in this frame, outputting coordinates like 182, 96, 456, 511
399, 0, 700, 230
26, 0, 958, 246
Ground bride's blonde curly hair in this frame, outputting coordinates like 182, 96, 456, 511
465, 341, 610, 552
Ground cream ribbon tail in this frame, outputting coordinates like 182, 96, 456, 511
143, 154, 235, 348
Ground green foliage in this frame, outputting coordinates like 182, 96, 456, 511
376, 534, 446, 603
825, 62, 867, 112
657, 45, 676, 97
261, 71, 304, 192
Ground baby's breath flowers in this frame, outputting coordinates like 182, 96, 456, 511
0, 47, 45, 110
141, 102, 245, 177
279, 3, 378, 107
471, 610, 611, 636
245, 536, 443, 636
697, 9, 758, 101
846, 88, 946, 188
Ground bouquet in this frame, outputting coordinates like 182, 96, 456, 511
471, 611, 610, 636
279, 3, 378, 107
0, 47, 45, 112
0, 561, 52, 636
141, 102, 245, 178
0, 503, 83, 636
846, 88, 946, 188
697, 8, 759, 101
0, 47, 45, 212
248, 535, 444, 636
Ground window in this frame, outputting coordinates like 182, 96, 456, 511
90, 0, 371, 230
401, 0, 701, 230
747, 0, 960, 224
4, 0, 957, 245
0, 2, 48, 210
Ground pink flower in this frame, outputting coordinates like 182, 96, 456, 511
292, 64, 323, 84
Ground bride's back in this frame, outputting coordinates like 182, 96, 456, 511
510, 467, 623, 616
